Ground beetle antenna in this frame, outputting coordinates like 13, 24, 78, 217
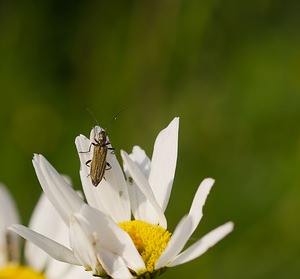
86, 108, 100, 126
105, 109, 126, 131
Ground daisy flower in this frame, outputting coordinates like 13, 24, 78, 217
9, 117, 233, 279
0, 184, 93, 279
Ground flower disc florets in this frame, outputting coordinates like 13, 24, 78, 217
119, 220, 171, 274
0, 266, 45, 279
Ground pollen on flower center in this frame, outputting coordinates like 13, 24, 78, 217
119, 220, 171, 272
0, 266, 46, 279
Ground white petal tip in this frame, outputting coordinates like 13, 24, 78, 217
120, 150, 128, 158
8, 224, 27, 235
7, 224, 17, 232
169, 117, 179, 128
32, 153, 38, 160
166, 221, 234, 267
223, 221, 234, 233
203, 177, 215, 185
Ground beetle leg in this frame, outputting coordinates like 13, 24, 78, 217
106, 162, 112, 170
85, 159, 91, 167
108, 147, 115, 154
79, 142, 96, 153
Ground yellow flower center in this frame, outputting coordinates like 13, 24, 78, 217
0, 266, 46, 279
119, 220, 171, 273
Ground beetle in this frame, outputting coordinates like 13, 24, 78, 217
84, 128, 114, 187
81, 109, 124, 187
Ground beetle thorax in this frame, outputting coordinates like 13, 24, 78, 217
98, 130, 107, 145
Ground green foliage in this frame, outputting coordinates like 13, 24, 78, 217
0, 1, 299, 278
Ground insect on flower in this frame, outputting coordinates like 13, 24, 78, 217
80, 109, 124, 187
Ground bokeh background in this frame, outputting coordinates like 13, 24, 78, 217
1, 1, 300, 278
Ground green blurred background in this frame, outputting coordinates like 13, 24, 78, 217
1, 1, 300, 278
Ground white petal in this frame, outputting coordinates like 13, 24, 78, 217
128, 146, 151, 178
156, 178, 216, 268
123, 146, 157, 224
25, 194, 68, 271
97, 248, 133, 279
148, 117, 179, 212
121, 150, 167, 228
188, 178, 215, 234
9, 224, 79, 265
75, 127, 131, 223
125, 146, 153, 222
75, 134, 99, 207
45, 261, 93, 279
168, 222, 234, 267
0, 184, 20, 226
25, 193, 71, 274
125, 181, 149, 222
94, 147, 131, 222
77, 204, 145, 273
28, 193, 69, 243
61, 265, 95, 279
155, 215, 193, 269
69, 215, 102, 274
32, 154, 84, 224
0, 184, 20, 267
